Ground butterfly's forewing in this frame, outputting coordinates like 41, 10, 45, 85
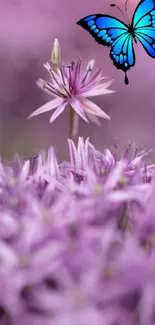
77, 15, 136, 84
132, 0, 155, 58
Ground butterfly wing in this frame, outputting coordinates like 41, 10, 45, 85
132, 0, 155, 58
77, 15, 135, 75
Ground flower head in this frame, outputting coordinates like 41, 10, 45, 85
28, 41, 114, 135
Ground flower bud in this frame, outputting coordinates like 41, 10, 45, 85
51, 38, 61, 66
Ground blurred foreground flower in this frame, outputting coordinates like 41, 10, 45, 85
1, 137, 155, 324
28, 39, 114, 138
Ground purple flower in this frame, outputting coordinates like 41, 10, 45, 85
64, 137, 154, 186
28, 41, 114, 133
0, 137, 155, 324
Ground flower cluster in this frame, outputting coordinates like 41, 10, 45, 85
1, 137, 155, 325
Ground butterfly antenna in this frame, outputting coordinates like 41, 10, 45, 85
124, 0, 130, 25
110, 0, 129, 25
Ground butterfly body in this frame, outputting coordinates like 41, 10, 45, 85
77, 0, 155, 85
128, 26, 137, 41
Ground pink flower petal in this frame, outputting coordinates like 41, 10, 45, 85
85, 112, 101, 126
80, 59, 95, 86
70, 99, 89, 123
68, 139, 79, 166
50, 68, 64, 89
28, 97, 63, 119
36, 79, 57, 97
86, 68, 103, 87
71, 58, 82, 88
85, 59, 95, 71
104, 161, 126, 190
77, 76, 107, 95
50, 101, 67, 123
80, 98, 110, 120
82, 80, 115, 97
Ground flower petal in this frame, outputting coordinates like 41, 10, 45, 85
68, 138, 79, 167
81, 80, 115, 97
86, 68, 103, 87
80, 98, 110, 120
81, 59, 95, 86
28, 97, 63, 119
85, 112, 101, 126
86, 59, 95, 71
104, 161, 126, 190
36, 79, 58, 97
70, 99, 89, 122
50, 101, 67, 123
71, 58, 82, 89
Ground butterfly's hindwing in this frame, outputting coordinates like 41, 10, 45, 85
110, 34, 135, 72
77, 15, 135, 72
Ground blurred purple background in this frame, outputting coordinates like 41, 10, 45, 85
1, 0, 155, 162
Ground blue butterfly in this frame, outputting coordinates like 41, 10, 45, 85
77, 0, 155, 85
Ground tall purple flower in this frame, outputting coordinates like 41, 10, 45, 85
28, 40, 114, 137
